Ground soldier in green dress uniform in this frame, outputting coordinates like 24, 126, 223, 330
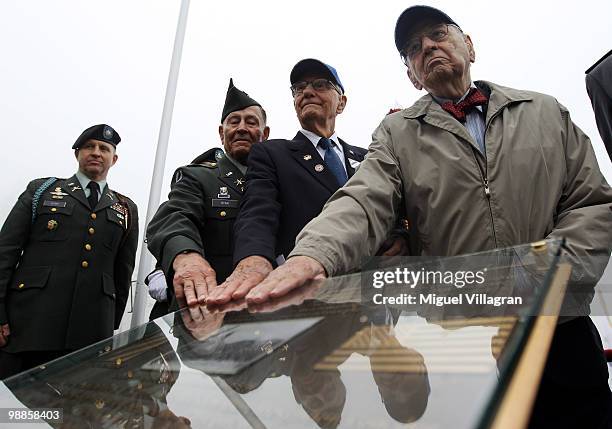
146, 79, 269, 315
0, 124, 138, 379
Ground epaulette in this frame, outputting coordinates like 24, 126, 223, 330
199, 161, 218, 168
113, 190, 132, 203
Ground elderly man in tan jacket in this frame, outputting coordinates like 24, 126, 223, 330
233, 5, 612, 429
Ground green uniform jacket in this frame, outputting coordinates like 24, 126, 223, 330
0, 175, 138, 352
147, 148, 245, 288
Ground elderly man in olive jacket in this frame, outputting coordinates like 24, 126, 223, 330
236, 6, 612, 429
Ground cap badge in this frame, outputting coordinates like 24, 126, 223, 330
103, 126, 113, 140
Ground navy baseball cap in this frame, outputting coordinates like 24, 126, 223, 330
290, 58, 345, 94
395, 5, 461, 52
72, 124, 121, 149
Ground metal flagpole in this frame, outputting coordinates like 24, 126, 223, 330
130, 0, 191, 328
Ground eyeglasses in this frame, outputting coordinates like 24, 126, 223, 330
400, 23, 460, 65
290, 79, 341, 97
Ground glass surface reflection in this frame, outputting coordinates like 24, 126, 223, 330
0, 240, 566, 428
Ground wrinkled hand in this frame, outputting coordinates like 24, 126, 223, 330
245, 256, 326, 304
248, 279, 323, 314
206, 256, 273, 306
172, 252, 217, 306
0, 324, 10, 347
377, 235, 409, 257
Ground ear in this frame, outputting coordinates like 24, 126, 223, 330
406, 66, 423, 90
111, 153, 118, 167
465, 34, 475, 63
218, 124, 224, 143
336, 95, 347, 114
74, 149, 79, 159
261, 126, 270, 141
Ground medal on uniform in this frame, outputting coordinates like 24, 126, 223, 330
314, 164, 324, 172
47, 220, 58, 231
50, 187, 68, 197
111, 202, 129, 229
218, 186, 230, 199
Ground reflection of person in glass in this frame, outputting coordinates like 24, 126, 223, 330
4, 324, 190, 428
175, 298, 430, 428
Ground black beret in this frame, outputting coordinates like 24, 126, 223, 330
221, 79, 262, 123
72, 124, 121, 149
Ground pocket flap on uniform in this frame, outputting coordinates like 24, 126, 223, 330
11, 266, 52, 290
102, 273, 116, 300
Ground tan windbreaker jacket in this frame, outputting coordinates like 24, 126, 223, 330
291, 81, 612, 289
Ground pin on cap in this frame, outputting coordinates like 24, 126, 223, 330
72, 124, 121, 149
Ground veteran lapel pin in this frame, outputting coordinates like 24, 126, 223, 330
303, 154, 312, 161
218, 186, 230, 199
314, 164, 324, 172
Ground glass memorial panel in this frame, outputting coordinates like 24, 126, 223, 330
0, 240, 566, 428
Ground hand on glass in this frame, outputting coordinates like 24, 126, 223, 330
245, 256, 327, 304
206, 255, 273, 306
172, 252, 217, 306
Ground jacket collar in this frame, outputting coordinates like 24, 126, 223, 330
289, 131, 349, 193
403, 80, 533, 121
401, 80, 533, 149
63, 174, 117, 211
217, 151, 246, 194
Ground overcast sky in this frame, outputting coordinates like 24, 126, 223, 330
1, 0, 611, 273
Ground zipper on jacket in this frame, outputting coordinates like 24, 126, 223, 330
469, 148, 498, 247
479, 103, 512, 248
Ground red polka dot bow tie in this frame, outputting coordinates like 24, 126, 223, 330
440, 88, 488, 122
